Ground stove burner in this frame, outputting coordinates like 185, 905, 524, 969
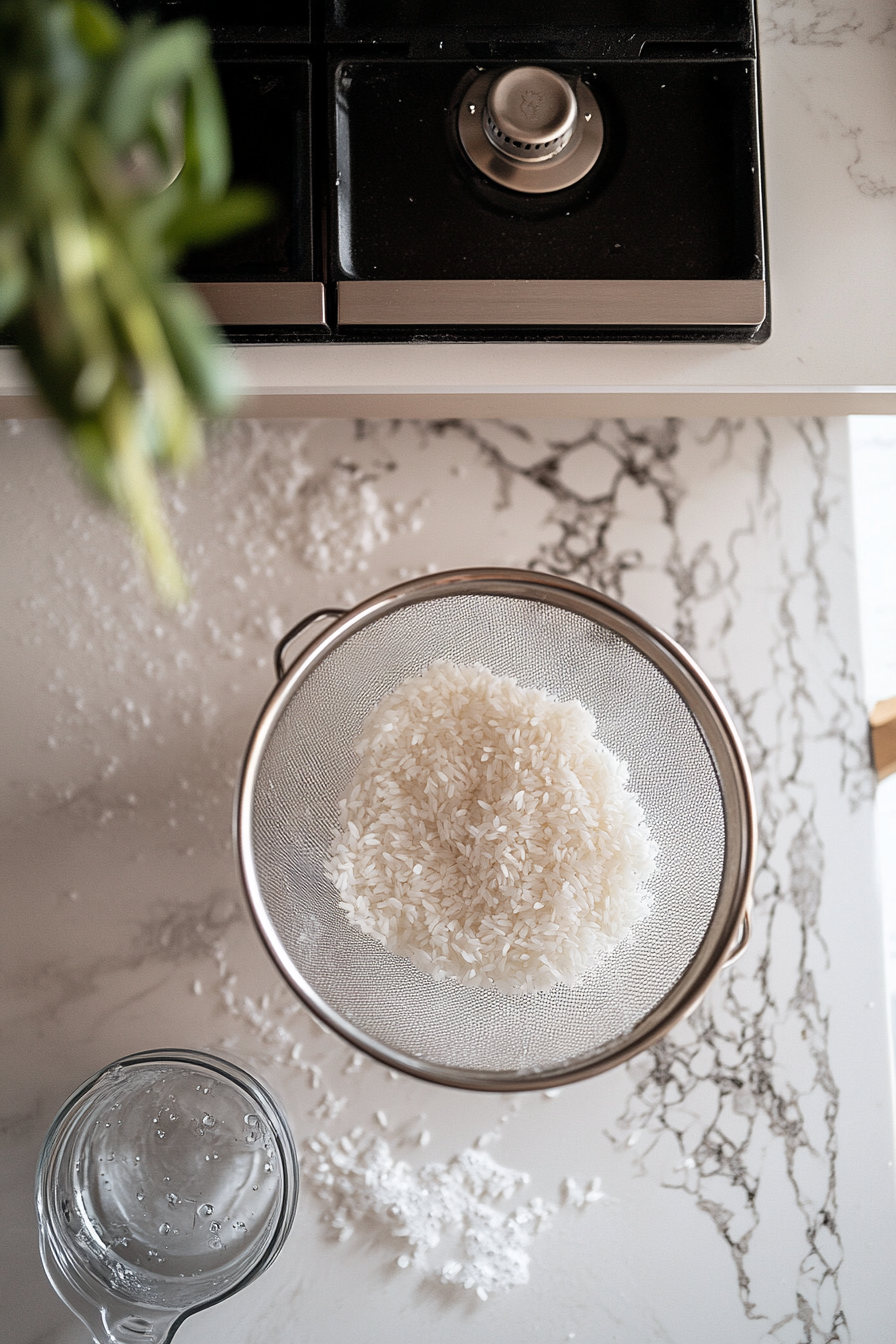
458, 66, 604, 195
484, 66, 577, 162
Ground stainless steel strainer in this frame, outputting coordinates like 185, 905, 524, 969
237, 568, 754, 1091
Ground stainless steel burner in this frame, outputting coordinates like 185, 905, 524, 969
484, 66, 577, 162
458, 65, 604, 194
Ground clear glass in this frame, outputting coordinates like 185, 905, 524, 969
35, 1049, 299, 1344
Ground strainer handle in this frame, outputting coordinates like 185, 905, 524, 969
275, 609, 346, 680
722, 903, 752, 969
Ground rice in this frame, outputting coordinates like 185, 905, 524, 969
326, 661, 656, 995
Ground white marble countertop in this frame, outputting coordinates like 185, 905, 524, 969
1, 413, 894, 1343
4, 5, 896, 417
850, 417, 896, 1052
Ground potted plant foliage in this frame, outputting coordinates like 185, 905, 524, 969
0, 0, 270, 600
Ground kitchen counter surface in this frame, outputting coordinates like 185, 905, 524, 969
1, 413, 894, 1344
4, 8, 896, 416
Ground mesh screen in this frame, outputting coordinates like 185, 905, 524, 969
249, 593, 726, 1077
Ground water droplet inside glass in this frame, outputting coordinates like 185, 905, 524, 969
159, 1223, 170, 1235
198, 1204, 214, 1217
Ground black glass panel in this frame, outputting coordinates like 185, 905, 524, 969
109, 0, 311, 40
330, 0, 750, 33
184, 61, 314, 280
332, 61, 760, 284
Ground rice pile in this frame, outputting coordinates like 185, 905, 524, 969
326, 661, 656, 994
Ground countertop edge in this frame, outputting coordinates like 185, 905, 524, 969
5, 389, 896, 418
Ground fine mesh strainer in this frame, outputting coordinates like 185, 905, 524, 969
237, 568, 754, 1091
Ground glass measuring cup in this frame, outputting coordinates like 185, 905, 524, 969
35, 1049, 299, 1344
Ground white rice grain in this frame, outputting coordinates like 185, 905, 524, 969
326, 661, 656, 994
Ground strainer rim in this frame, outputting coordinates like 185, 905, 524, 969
236, 568, 755, 1091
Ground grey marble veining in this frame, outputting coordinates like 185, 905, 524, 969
757, 0, 896, 208
759, 0, 896, 46
849, 416, 896, 1068
0, 416, 893, 1344
358, 419, 874, 1341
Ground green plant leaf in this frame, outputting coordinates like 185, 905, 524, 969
179, 59, 230, 199
74, 384, 189, 605
154, 278, 238, 417
70, 0, 122, 55
0, 228, 31, 324
99, 20, 208, 151
163, 186, 273, 252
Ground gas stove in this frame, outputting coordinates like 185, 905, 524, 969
113, 0, 768, 343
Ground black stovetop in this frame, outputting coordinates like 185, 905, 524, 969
112, 1, 768, 344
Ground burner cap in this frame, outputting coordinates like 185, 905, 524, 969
484, 66, 577, 162
457, 66, 604, 195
